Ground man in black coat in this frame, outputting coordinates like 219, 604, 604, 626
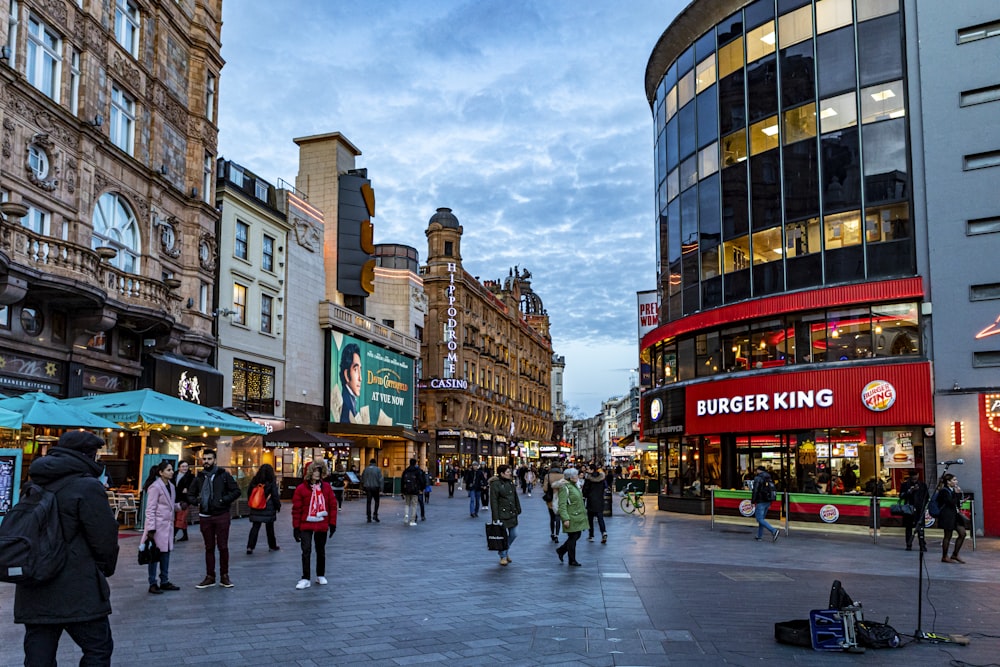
187, 448, 241, 589
14, 431, 119, 666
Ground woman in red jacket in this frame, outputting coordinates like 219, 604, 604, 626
292, 461, 338, 589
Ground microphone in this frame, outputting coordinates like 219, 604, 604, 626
937, 459, 964, 465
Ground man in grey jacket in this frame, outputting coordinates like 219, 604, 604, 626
361, 459, 383, 523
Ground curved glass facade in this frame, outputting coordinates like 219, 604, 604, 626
651, 0, 913, 324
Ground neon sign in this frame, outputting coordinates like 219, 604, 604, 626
443, 262, 459, 378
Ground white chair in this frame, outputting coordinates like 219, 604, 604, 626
115, 493, 138, 525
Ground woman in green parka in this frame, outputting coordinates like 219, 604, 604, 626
489, 464, 522, 566
554, 467, 587, 566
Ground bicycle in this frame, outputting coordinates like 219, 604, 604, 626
620, 483, 645, 515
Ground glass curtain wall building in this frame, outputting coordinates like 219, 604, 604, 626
640, 0, 1000, 535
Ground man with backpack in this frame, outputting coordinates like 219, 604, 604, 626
751, 465, 780, 542
400, 458, 423, 526
9, 431, 119, 665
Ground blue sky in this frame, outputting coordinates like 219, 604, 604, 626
217, 0, 687, 416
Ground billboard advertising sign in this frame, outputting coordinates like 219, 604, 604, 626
330, 332, 414, 428
637, 290, 659, 340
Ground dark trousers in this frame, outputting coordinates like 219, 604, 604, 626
198, 512, 231, 577
587, 510, 607, 538
557, 531, 581, 562
548, 508, 561, 537
247, 520, 277, 550
24, 617, 113, 666
447, 480, 456, 497
365, 489, 380, 519
417, 493, 426, 519
903, 515, 926, 549
333, 489, 344, 506
300, 530, 328, 578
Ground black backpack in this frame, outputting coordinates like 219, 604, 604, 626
0, 479, 71, 585
754, 475, 777, 503
401, 469, 421, 495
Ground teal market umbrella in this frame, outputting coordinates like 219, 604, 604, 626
0, 405, 23, 430
0, 391, 122, 429
63, 389, 267, 437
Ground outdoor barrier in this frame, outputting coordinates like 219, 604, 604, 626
711, 489, 977, 550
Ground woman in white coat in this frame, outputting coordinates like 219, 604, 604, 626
141, 460, 182, 594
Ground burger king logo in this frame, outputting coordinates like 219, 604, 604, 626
738, 499, 755, 517
862, 380, 896, 412
819, 504, 840, 523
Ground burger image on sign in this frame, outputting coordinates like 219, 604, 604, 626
862, 380, 896, 412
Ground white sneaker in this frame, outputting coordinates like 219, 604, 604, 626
295, 579, 311, 590
403, 515, 409, 524
409, 522, 417, 526
316, 576, 328, 585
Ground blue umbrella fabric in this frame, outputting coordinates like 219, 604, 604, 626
0, 391, 121, 429
0, 404, 23, 430
64, 388, 266, 436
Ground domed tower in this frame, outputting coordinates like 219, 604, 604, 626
425, 207, 463, 268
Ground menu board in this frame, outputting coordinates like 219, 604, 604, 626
883, 431, 914, 468
0, 449, 23, 523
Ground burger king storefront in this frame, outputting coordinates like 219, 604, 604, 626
642, 361, 935, 518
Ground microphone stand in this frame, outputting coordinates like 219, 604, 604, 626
914, 462, 969, 645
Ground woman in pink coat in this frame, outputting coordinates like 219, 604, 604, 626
141, 460, 182, 594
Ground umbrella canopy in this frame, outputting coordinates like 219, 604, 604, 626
263, 426, 352, 448
0, 391, 122, 430
64, 389, 266, 436
0, 405, 23, 430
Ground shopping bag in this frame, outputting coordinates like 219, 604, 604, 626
485, 522, 508, 551
137, 537, 160, 565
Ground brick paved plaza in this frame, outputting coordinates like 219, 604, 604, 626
1, 489, 998, 666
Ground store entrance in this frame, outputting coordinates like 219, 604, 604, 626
736, 434, 794, 492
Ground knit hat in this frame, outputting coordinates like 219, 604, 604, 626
57, 431, 104, 457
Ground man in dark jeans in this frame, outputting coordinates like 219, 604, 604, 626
361, 458, 383, 523
14, 431, 120, 666
188, 449, 241, 588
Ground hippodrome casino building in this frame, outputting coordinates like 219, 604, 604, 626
638, 0, 1000, 535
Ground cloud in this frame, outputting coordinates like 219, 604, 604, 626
218, 0, 686, 414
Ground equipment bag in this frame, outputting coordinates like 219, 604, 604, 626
855, 619, 901, 648
0, 480, 71, 585
248, 483, 267, 510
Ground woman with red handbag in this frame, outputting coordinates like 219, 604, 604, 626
246, 463, 281, 554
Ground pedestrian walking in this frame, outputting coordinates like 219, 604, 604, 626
187, 448, 241, 589
361, 458, 383, 522
246, 463, 281, 554
466, 460, 489, 517
141, 460, 182, 594
554, 467, 586, 566
444, 463, 458, 497
935, 472, 967, 563
542, 463, 564, 542
899, 469, 928, 551
524, 466, 536, 496
173, 460, 194, 542
516, 464, 528, 494
292, 461, 338, 589
13, 431, 119, 665
582, 465, 608, 544
751, 465, 780, 542
489, 464, 522, 566
401, 458, 424, 525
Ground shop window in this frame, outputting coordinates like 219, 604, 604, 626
746, 21, 776, 63
232, 359, 275, 415
872, 302, 919, 357
696, 54, 716, 94
784, 217, 820, 257
778, 5, 812, 48
721, 324, 751, 371
786, 310, 827, 363
861, 81, 905, 124
827, 307, 872, 360
783, 103, 816, 144
718, 36, 744, 80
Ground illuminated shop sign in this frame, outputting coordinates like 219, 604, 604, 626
696, 389, 834, 415
443, 262, 459, 378
429, 378, 468, 390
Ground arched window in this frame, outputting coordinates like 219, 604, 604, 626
92, 192, 140, 273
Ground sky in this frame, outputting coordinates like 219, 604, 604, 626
216, 0, 688, 417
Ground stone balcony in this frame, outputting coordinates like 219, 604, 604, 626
318, 299, 420, 357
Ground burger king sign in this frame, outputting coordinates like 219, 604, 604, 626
861, 380, 896, 412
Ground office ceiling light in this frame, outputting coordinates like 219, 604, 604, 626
761, 124, 779, 136
760, 31, 776, 45
870, 89, 896, 101
889, 109, 906, 119
820, 107, 838, 118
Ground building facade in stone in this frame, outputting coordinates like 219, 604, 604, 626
640, 0, 1000, 529
0, 0, 223, 479
420, 207, 553, 473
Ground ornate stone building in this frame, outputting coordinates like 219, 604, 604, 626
0, 1, 223, 471
420, 207, 553, 471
